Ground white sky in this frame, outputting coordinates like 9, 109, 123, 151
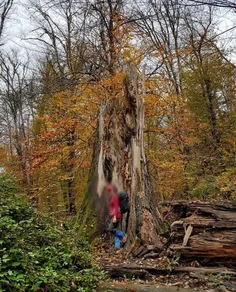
2, 1, 33, 52
2, 0, 236, 62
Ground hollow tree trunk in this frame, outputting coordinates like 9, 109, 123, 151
79, 64, 164, 249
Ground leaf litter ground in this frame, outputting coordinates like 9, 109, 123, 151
93, 242, 236, 292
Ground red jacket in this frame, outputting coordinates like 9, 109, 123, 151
109, 195, 122, 219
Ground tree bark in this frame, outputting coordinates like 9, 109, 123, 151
163, 201, 236, 266
79, 64, 164, 249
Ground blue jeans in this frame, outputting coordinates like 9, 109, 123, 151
114, 230, 126, 249
107, 219, 125, 249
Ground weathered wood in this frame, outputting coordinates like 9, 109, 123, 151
169, 230, 236, 258
80, 64, 164, 246
135, 245, 162, 258
101, 260, 236, 279
132, 245, 145, 257
143, 252, 160, 259
160, 200, 236, 211
182, 224, 193, 246
165, 201, 236, 266
174, 267, 236, 275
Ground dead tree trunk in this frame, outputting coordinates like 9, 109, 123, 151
79, 64, 164, 251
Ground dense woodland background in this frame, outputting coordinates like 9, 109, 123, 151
0, 0, 236, 217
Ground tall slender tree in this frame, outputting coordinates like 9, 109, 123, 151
0, 52, 38, 191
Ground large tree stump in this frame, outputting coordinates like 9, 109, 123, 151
79, 64, 164, 251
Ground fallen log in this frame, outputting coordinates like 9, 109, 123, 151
165, 201, 236, 266
101, 261, 236, 279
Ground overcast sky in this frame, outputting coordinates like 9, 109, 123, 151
3, 1, 33, 52
2, 0, 236, 62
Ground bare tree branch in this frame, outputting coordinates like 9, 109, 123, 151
185, 0, 236, 9
0, 0, 14, 42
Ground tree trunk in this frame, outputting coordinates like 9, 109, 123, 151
79, 64, 164, 250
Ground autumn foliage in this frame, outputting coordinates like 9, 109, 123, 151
0, 0, 235, 217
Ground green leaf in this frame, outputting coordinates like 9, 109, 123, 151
7, 270, 13, 276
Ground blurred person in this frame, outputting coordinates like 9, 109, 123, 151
106, 184, 127, 249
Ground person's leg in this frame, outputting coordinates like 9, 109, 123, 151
107, 219, 122, 249
108, 219, 121, 233
114, 219, 127, 243
107, 219, 127, 248
107, 219, 115, 234
114, 219, 124, 238
115, 229, 125, 238
116, 219, 122, 231
114, 235, 121, 249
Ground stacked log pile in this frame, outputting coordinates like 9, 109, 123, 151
166, 201, 236, 267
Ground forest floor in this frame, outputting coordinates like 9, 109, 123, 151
93, 245, 236, 292
97, 282, 205, 291
93, 201, 236, 291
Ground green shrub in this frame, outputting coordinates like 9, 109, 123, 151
0, 174, 104, 292
188, 179, 217, 199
